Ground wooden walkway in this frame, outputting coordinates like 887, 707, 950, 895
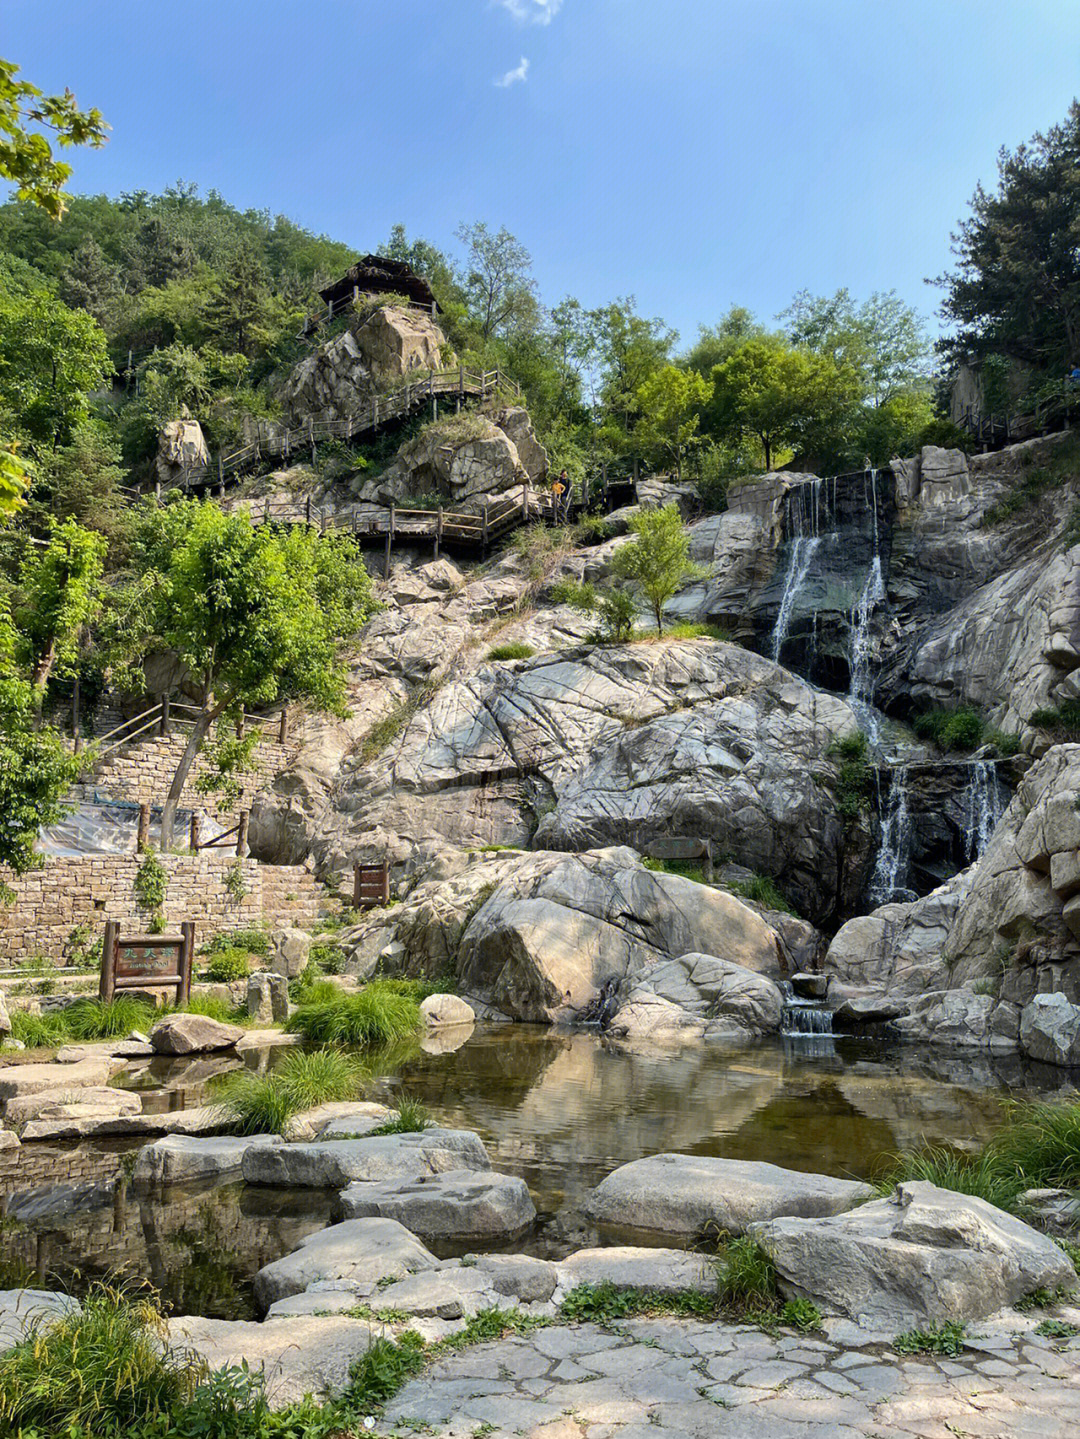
169, 366, 522, 492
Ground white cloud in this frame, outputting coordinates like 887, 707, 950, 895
494, 56, 530, 87
497, 0, 563, 25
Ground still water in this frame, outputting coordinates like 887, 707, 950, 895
0, 1026, 1072, 1318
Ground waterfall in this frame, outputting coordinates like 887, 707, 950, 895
846, 469, 886, 741
770, 534, 821, 661
962, 761, 1005, 865
779, 980, 834, 1037
868, 767, 915, 907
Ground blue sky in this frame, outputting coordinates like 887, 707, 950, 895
8, 0, 1079, 345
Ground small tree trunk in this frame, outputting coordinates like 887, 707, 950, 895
159, 702, 222, 850
31, 642, 56, 729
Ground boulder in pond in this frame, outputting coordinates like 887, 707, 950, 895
133, 1133, 284, 1187
1019, 993, 1080, 1067
242, 1127, 491, 1188
253, 1216, 436, 1308
334, 1167, 535, 1241
149, 1014, 244, 1055
586, 1153, 874, 1237
419, 992, 475, 1027
750, 1180, 1078, 1330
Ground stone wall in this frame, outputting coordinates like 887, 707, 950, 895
0, 853, 318, 961
86, 726, 299, 819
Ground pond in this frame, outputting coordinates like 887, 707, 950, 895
0, 1026, 1073, 1319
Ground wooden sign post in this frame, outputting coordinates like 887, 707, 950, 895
353, 862, 391, 911
100, 919, 194, 1006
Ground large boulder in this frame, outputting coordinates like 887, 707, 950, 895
0, 1057, 125, 1102
5, 1086, 142, 1132
1019, 993, 1080, 1066
605, 992, 707, 1045
751, 1179, 1077, 1330
282, 306, 449, 423
270, 927, 310, 979
334, 1168, 536, 1241
156, 419, 208, 486
494, 406, 548, 482
621, 952, 784, 1039
253, 1216, 436, 1308
247, 971, 289, 1025
586, 1154, 873, 1237
419, 993, 475, 1028
242, 1128, 491, 1188
362, 413, 527, 507
149, 1014, 244, 1056
0, 1290, 80, 1352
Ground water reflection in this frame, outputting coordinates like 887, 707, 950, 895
0, 1027, 1072, 1314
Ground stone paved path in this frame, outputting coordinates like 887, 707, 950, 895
381, 1311, 1080, 1438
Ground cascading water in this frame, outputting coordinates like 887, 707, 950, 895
961, 760, 1006, 865
867, 767, 915, 906
846, 469, 886, 742
770, 477, 827, 662
778, 981, 835, 1054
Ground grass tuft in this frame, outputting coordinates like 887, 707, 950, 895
486, 641, 535, 661
728, 873, 796, 915
365, 1095, 430, 1137
214, 1047, 364, 1135
286, 980, 422, 1049
0, 1283, 203, 1436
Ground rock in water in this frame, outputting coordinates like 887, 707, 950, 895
1019, 993, 1080, 1066
750, 1179, 1077, 1329
242, 1128, 492, 1188
586, 1154, 873, 1236
247, 971, 289, 1025
253, 1216, 437, 1308
419, 993, 476, 1027
149, 1014, 244, 1055
334, 1168, 535, 1241
133, 1134, 283, 1186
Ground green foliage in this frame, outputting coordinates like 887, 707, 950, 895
662, 621, 731, 641
781, 1297, 824, 1332
223, 859, 248, 903
1030, 699, 1080, 738
642, 856, 708, 884
877, 1145, 1020, 1212
202, 947, 250, 983
573, 515, 615, 545
0, 1283, 200, 1436
728, 873, 796, 915
206, 926, 268, 957
1064, 503, 1080, 552
309, 941, 345, 974
286, 980, 422, 1049
560, 1282, 715, 1323
1036, 1318, 1080, 1339
827, 732, 873, 820
713, 1236, 781, 1315
596, 587, 637, 642
893, 1322, 967, 1356
64, 995, 154, 1039
288, 964, 341, 1006
365, 1096, 430, 1136
549, 577, 598, 610
912, 705, 1018, 755
337, 1330, 427, 1413
611, 503, 706, 633
214, 1047, 364, 1135
634, 363, 712, 477
486, 641, 535, 661
133, 848, 167, 926
0, 58, 108, 218
0, 288, 111, 447
437, 1306, 551, 1350
1015, 1284, 1071, 1312
938, 100, 1080, 378
8, 1006, 75, 1049
981, 448, 1078, 525
173, 993, 244, 1024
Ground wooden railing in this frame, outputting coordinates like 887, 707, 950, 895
87, 698, 291, 760
165, 366, 522, 494
300, 292, 439, 338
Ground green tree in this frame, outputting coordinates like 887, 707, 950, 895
938, 100, 1080, 371
30, 421, 134, 555
59, 237, 125, 329
0, 603, 83, 878
0, 58, 107, 219
455, 222, 538, 342
635, 364, 712, 478
709, 335, 858, 470
782, 288, 930, 408
204, 242, 272, 355
682, 307, 763, 379
611, 503, 706, 633
13, 518, 107, 706
0, 289, 110, 448
134, 502, 378, 847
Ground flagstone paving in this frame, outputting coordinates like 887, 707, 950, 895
380, 1311, 1080, 1438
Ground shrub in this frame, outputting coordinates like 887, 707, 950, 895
286, 980, 422, 1048
729, 874, 796, 915
202, 947, 250, 983
0, 1283, 202, 1436
1030, 699, 1080, 738
827, 733, 873, 820
205, 928, 269, 958
574, 515, 616, 545
549, 578, 598, 610
8, 1007, 74, 1049
597, 587, 637, 642
829, 730, 869, 761
486, 641, 535, 661
912, 706, 986, 752
289, 964, 341, 1006
714, 1236, 781, 1315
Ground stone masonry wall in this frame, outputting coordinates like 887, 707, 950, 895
0, 853, 318, 961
